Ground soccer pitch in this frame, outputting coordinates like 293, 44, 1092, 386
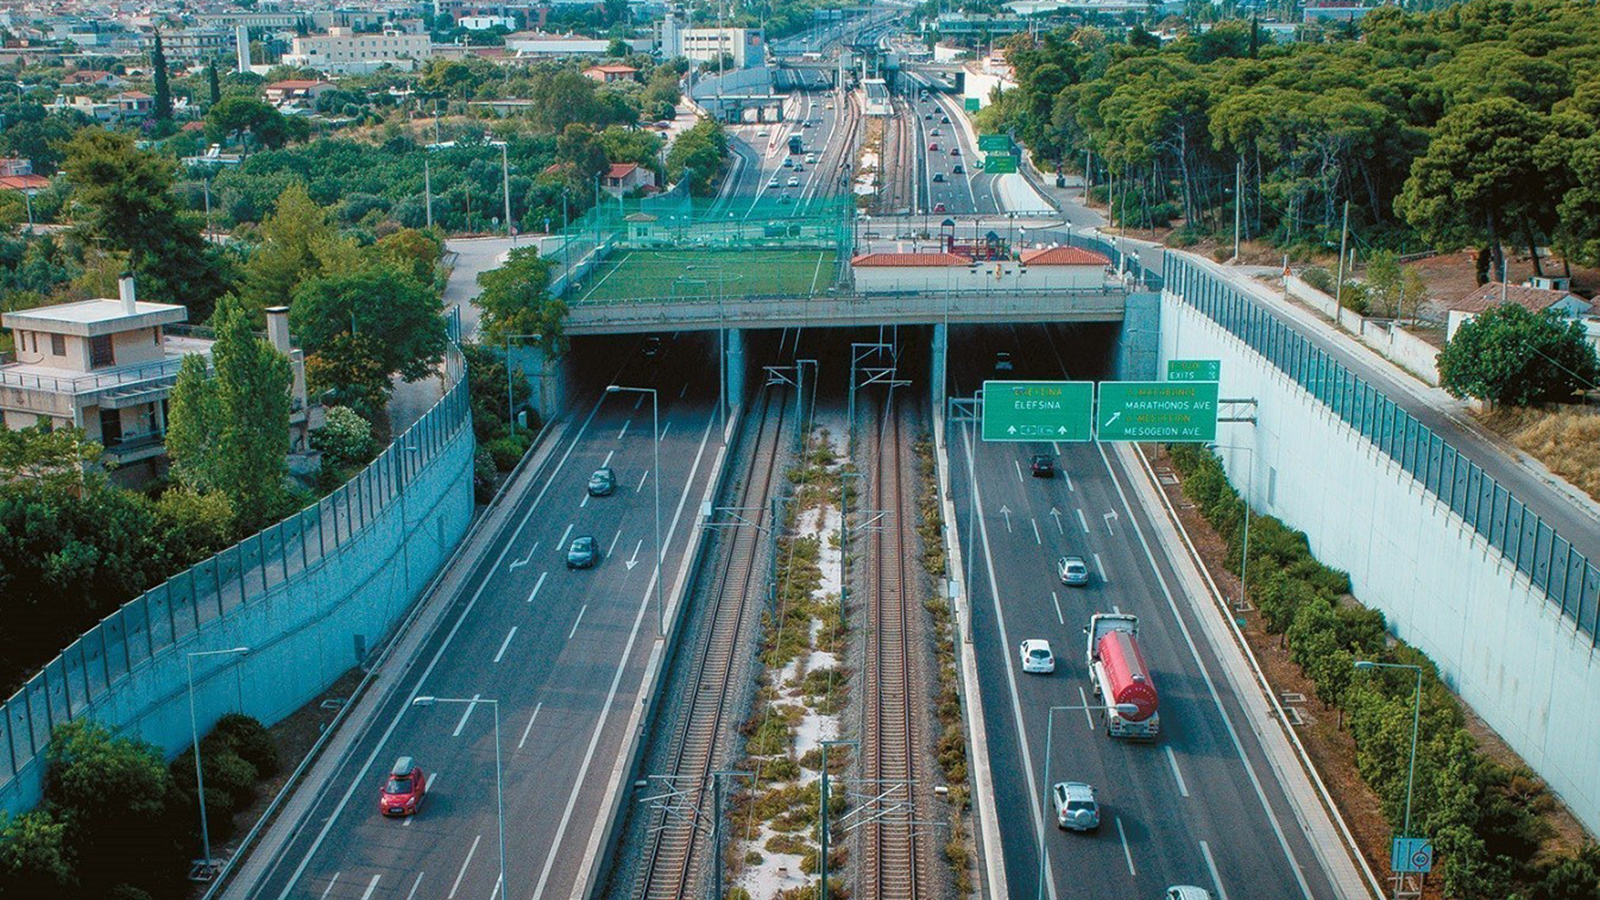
572, 249, 838, 303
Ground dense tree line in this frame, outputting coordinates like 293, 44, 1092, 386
985, 0, 1600, 278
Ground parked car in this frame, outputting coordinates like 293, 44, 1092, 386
588, 467, 616, 497
379, 757, 427, 817
1058, 556, 1090, 586
1020, 639, 1055, 673
567, 535, 599, 568
1053, 781, 1101, 831
1031, 454, 1055, 478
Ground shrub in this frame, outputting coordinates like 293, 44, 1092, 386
1300, 265, 1334, 293
483, 434, 530, 472
311, 406, 375, 468
213, 713, 280, 777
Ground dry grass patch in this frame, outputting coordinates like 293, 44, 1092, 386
1477, 405, 1600, 502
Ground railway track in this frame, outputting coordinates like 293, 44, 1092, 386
879, 93, 918, 215
858, 389, 927, 900
632, 386, 793, 900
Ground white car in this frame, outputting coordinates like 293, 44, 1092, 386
768, 177, 780, 189
1165, 889, 1213, 900
787, 176, 800, 187
1020, 639, 1055, 674
1053, 781, 1100, 831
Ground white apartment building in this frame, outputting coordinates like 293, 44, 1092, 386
659, 15, 765, 68
282, 27, 432, 74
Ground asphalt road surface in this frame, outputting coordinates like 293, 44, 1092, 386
946, 324, 1342, 900
234, 335, 723, 900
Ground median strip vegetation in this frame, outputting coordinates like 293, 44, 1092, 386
1162, 444, 1600, 899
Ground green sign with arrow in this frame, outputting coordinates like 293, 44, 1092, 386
981, 380, 1095, 442
1097, 381, 1219, 442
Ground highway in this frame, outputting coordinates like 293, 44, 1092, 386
230, 336, 724, 900
946, 324, 1342, 900
716, 86, 854, 217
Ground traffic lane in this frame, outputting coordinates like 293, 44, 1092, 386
282, 397, 714, 899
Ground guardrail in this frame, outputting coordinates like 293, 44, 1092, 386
0, 355, 187, 394
1166, 254, 1600, 641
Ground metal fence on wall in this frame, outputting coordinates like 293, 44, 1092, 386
1166, 255, 1600, 642
0, 351, 472, 794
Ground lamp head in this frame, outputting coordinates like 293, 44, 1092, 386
412, 696, 437, 707
1353, 660, 1376, 670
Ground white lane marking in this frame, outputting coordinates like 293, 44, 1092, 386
568, 604, 588, 640
1014, 458, 1024, 482
1117, 818, 1137, 876
1065, 472, 1075, 492
1201, 840, 1230, 900
1050, 590, 1064, 626
267, 384, 618, 900
680, 381, 689, 398
531, 408, 718, 900
525, 571, 547, 603
518, 702, 543, 750
617, 419, 630, 440
450, 694, 481, 737
403, 773, 438, 826
1166, 746, 1190, 798
508, 545, 534, 572
1103, 510, 1119, 535
659, 421, 671, 441
1093, 553, 1106, 582
1030, 518, 1042, 546
404, 872, 424, 900
1075, 508, 1089, 534
492, 626, 518, 664
1076, 685, 1095, 729
580, 493, 589, 508
632, 392, 644, 410
448, 834, 481, 899
962, 421, 1057, 900
637, 470, 649, 493
1052, 441, 1062, 455
360, 874, 381, 900
318, 873, 340, 900
558, 524, 574, 550
607, 529, 623, 557
1113, 604, 1122, 614
602, 450, 614, 468
1098, 443, 1314, 899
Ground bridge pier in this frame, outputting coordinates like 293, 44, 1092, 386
1114, 292, 1161, 381
931, 322, 947, 414
723, 327, 745, 422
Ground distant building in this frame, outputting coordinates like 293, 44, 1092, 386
658, 16, 765, 69
1302, 1, 1371, 22
63, 69, 124, 87
583, 63, 639, 83
264, 79, 337, 107
851, 246, 1112, 293
0, 158, 48, 194
282, 27, 432, 74
0, 280, 315, 483
503, 32, 649, 58
156, 27, 238, 62
601, 162, 656, 195
1444, 279, 1594, 341
459, 15, 517, 30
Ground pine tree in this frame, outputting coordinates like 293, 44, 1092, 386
151, 31, 172, 120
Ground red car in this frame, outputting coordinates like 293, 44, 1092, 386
933, 202, 947, 213
928, 142, 939, 151
380, 757, 427, 817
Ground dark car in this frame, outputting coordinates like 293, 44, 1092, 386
588, 467, 616, 496
1031, 454, 1055, 478
940, 115, 951, 124
952, 164, 965, 174
642, 336, 662, 357
567, 535, 599, 568
932, 172, 946, 183
951, 146, 961, 156
379, 757, 426, 817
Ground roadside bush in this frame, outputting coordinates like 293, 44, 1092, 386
1300, 265, 1334, 293
311, 405, 375, 468
213, 712, 281, 777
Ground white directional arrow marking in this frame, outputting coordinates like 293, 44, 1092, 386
1103, 510, 1119, 536
1049, 507, 1065, 534
999, 505, 1013, 533
625, 539, 643, 571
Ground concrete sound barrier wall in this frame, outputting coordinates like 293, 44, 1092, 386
1161, 255, 1600, 835
0, 360, 476, 814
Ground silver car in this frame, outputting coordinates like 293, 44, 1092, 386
1053, 781, 1100, 831
1058, 556, 1090, 586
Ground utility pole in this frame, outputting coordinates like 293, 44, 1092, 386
424, 158, 433, 230
1334, 199, 1350, 310
1232, 158, 1242, 262
500, 140, 513, 241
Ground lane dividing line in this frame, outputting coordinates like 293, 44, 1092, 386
448, 835, 481, 899
607, 530, 623, 558
568, 604, 588, 641
558, 524, 574, 551
580, 493, 590, 509
1030, 518, 1042, 546
1201, 840, 1230, 900
525, 571, 547, 604
1166, 746, 1190, 798
360, 874, 381, 900
403, 773, 438, 826
318, 873, 339, 900
659, 421, 671, 442
1076, 508, 1089, 534
404, 872, 424, 900
617, 420, 630, 440
1065, 472, 1074, 492
450, 694, 481, 738
680, 382, 689, 398
1014, 459, 1025, 483
1093, 553, 1106, 582
518, 702, 543, 750
602, 450, 614, 468
1050, 590, 1064, 626
1116, 818, 1137, 876
637, 470, 649, 493
492, 627, 518, 664
1076, 685, 1094, 729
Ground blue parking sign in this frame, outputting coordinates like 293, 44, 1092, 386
1391, 837, 1433, 874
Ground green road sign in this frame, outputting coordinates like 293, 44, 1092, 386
1097, 381, 1219, 442
984, 154, 1017, 174
978, 134, 1011, 152
1166, 359, 1221, 382
964, 97, 981, 112
982, 380, 1094, 442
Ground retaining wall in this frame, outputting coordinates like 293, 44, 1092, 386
0, 361, 475, 814
1163, 255, 1600, 835
1283, 274, 1441, 386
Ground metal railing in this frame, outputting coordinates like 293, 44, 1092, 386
1166, 254, 1600, 641
0, 355, 189, 395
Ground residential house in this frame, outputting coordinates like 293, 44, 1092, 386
583, 63, 638, 83
263, 79, 337, 108
1444, 279, 1595, 341
63, 69, 124, 87
601, 162, 656, 196
282, 27, 432, 74
0, 158, 49, 195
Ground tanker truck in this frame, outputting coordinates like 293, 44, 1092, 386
1083, 613, 1160, 739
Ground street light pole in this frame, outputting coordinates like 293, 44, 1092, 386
1354, 659, 1424, 891
1035, 701, 1139, 900
186, 646, 251, 870
500, 140, 513, 241
504, 332, 544, 428
608, 386, 663, 635
1211, 443, 1255, 607
414, 697, 505, 899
